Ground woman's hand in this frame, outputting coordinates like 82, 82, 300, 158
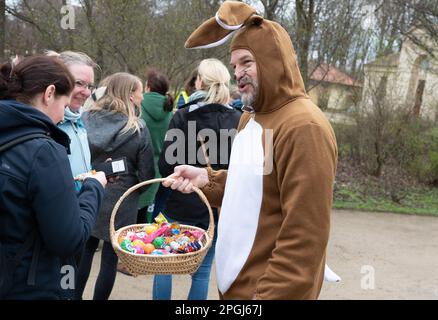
82, 171, 107, 188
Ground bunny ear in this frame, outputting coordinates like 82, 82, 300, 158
185, 1, 257, 49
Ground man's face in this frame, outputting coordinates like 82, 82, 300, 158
230, 49, 258, 108
68, 64, 94, 112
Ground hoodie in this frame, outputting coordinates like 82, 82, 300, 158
138, 92, 173, 208
0, 100, 104, 299
82, 110, 155, 242
185, 1, 338, 300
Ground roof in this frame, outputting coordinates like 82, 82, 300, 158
310, 63, 361, 87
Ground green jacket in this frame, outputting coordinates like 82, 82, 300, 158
138, 92, 173, 208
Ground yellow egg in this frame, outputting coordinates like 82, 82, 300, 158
132, 240, 147, 251
144, 224, 158, 235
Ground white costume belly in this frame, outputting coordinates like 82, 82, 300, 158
215, 118, 264, 294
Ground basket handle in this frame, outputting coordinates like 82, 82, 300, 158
110, 178, 215, 244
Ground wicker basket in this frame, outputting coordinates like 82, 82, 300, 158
110, 178, 214, 277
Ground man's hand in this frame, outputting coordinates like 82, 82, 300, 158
162, 165, 209, 194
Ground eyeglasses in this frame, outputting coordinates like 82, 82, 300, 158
75, 80, 95, 91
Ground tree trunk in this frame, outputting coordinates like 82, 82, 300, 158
295, 0, 315, 89
0, 0, 5, 61
374, 140, 383, 178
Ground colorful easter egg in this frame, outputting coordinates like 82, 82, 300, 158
126, 231, 136, 241
144, 224, 158, 235
134, 246, 145, 254
120, 239, 134, 253
153, 237, 165, 249
144, 243, 155, 254
169, 241, 179, 251
132, 240, 148, 251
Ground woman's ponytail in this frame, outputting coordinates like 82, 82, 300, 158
197, 59, 230, 106
0, 56, 74, 104
164, 92, 174, 112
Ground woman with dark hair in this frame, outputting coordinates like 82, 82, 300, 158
0, 56, 106, 299
137, 69, 174, 223
175, 67, 198, 109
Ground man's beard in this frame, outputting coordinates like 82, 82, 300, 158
239, 77, 258, 108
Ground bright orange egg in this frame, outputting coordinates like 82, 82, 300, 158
144, 243, 155, 254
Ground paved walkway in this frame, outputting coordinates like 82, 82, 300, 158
83, 210, 438, 300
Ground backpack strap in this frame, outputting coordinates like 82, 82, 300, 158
9, 231, 41, 286
0, 133, 51, 154
27, 237, 41, 286
10, 232, 36, 267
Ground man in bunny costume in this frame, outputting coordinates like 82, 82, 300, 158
165, 1, 339, 299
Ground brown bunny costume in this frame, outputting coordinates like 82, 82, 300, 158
186, 1, 338, 299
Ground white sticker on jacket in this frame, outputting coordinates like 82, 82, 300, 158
112, 160, 126, 173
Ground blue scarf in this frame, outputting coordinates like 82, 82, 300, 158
64, 107, 82, 123
188, 90, 207, 103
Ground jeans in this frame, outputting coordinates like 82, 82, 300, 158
152, 220, 217, 300
75, 236, 118, 300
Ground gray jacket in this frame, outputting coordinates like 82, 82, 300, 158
82, 110, 155, 242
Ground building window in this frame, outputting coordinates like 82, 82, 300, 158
318, 93, 329, 110
413, 80, 426, 117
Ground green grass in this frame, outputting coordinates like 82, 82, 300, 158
334, 187, 438, 216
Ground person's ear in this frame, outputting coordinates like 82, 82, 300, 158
43, 85, 56, 106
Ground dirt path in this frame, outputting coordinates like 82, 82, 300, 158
83, 210, 438, 300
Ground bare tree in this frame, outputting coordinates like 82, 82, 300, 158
294, 0, 315, 87
0, 0, 5, 60
399, 0, 438, 59
260, 0, 290, 21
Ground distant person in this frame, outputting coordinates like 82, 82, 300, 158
137, 69, 174, 223
75, 72, 155, 300
151, 67, 205, 219
153, 58, 241, 300
175, 68, 198, 109
229, 85, 243, 111
0, 56, 106, 300
82, 76, 112, 111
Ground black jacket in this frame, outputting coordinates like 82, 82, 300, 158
158, 103, 241, 229
0, 100, 104, 299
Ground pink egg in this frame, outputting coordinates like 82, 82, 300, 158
134, 246, 145, 254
